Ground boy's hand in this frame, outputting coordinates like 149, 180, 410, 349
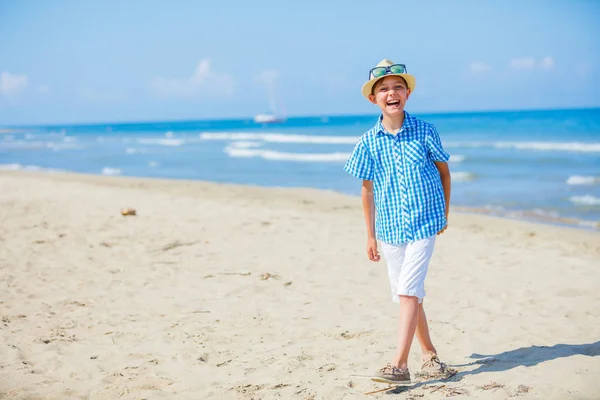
366, 237, 380, 262
437, 215, 449, 235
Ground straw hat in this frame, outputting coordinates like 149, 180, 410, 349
361, 59, 416, 100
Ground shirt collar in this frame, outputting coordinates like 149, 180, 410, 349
375, 111, 416, 135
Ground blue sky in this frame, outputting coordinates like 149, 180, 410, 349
1, 0, 599, 125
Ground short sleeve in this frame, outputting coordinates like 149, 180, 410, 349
344, 140, 375, 180
426, 125, 450, 162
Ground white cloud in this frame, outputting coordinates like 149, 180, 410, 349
510, 57, 536, 70
469, 62, 492, 73
0, 72, 28, 96
540, 57, 555, 70
151, 59, 234, 98
510, 56, 555, 71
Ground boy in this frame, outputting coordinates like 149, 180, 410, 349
344, 59, 452, 384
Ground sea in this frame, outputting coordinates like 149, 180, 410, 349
1, 108, 599, 230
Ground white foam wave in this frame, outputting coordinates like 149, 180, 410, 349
566, 175, 598, 185
101, 167, 121, 176
137, 138, 185, 146
578, 220, 600, 229
449, 154, 465, 163
201, 132, 358, 144
0, 163, 63, 172
446, 141, 600, 153
125, 148, 146, 154
570, 195, 600, 206
452, 171, 476, 182
229, 141, 263, 149
0, 163, 26, 171
0, 140, 83, 151
225, 146, 350, 162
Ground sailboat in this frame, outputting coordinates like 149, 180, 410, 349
254, 112, 281, 124
254, 73, 286, 124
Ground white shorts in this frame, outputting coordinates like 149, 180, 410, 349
380, 236, 437, 304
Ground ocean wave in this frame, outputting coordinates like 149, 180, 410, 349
449, 154, 465, 163
452, 171, 476, 182
0, 140, 83, 151
137, 138, 185, 146
101, 167, 121, 176
0, 163, 63, 172
201, 132, 358, 144
446, 141, 600, 153
126, 148, 146, 154
229, 141, 263, 149
458, 204, 600, 229
224, 146, 350, 162
569, 195, 600, 206
566, 175, 599, 185
578, 220, 600, 229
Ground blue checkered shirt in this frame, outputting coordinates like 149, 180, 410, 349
344, 112, 450, 244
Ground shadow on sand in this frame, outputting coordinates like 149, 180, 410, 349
381, 341, 600, 395
452, 340, 600, 377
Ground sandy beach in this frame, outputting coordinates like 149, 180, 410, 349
1, 170, 599, 400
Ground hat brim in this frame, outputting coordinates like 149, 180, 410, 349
361, 73, 416, 100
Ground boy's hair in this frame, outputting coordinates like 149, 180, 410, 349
371, 76, 409, 95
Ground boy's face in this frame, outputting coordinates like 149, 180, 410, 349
368, 76, 411, 117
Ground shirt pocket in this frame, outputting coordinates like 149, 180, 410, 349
403, 140, 426, 168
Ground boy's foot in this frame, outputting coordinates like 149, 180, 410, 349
420, 354, 448, 377
371, 363, 411, 384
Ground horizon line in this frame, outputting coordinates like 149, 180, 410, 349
2, 105, 599, 129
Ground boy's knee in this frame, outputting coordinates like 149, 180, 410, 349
398, 294, 420, 303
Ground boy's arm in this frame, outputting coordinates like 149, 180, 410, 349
434, 161, 451, 234
361, 179, 380, 262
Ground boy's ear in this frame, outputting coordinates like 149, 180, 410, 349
367, 94, 377, 104
406, 88, 411, 99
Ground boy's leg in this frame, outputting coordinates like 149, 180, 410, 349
383, 236, 437, 370
416, 303, 437, 357
392, 295, 419, 369
392, 300, 443, 371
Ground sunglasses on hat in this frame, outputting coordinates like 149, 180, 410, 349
369, 64, 407, 80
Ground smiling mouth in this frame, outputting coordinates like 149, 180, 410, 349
386, 100, 400, 106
